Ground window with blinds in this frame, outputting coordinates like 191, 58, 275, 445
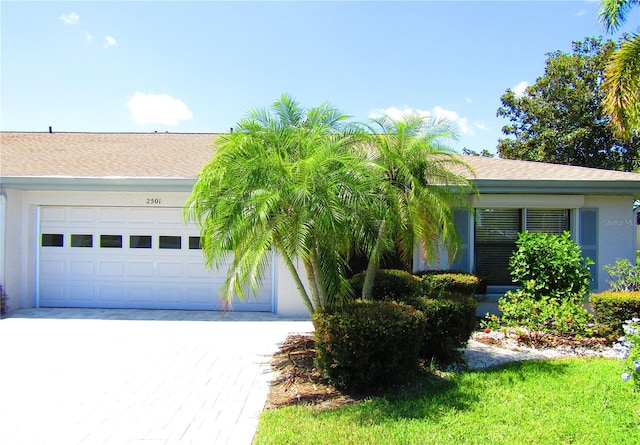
475, 209, 520, 285
474, 208, 570, 285
526, 209, 570, 234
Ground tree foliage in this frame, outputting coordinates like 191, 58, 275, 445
185, 95, 471, 315
497, 37, 640, 171
184, 94, 381, 314
599, 0, 640, 139
360, 115, 475, 299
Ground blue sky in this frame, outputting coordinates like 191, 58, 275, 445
2, 1, 637, 153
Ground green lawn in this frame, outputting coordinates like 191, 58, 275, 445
255, 358, 639, 445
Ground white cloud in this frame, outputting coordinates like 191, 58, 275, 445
60, 12, 79, 25
104, 36, 117, 48
127, 92, 193, 125
512, 81, 529, 97
85, 32, 93, 43
369, 105, 479, 136
465, 97, 473, 104
368, 106, 430, 121
576, 9, 587, 17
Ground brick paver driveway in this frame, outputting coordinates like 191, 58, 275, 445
0, 309, 313, 445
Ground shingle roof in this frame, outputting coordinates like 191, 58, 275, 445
0, 132, 218, 178
1, 132, 639, 188
453, 154, 640, 182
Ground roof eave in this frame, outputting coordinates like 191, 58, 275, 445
473, 179, 640, 197
0, 176, 197, 192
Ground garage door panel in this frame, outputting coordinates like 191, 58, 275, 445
128, 261, 154, 277
99, 208, 125, 223
38, 206, 273, 311
70, 207, 96, 223
98, 285, 126, 302
157, 262, 183, 277
98, 261, 125, 276
69, 285, 95, 303
41, 258, 66, 277
70, 260, 94, 276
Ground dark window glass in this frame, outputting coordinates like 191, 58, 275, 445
71, 234, 93, 247
474, 209, 521, 286
42, 233, 64, 247
100, 234, 122, 248
159, 236, 181, 249
188, 236, 202, 250
130, 235, 152, 249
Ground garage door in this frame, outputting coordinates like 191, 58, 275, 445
38, 206, 273, 311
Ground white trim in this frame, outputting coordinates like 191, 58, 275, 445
472, 194, 585, 209
35, 206, 41, 308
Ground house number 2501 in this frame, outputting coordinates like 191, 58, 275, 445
146, 198, 162, 205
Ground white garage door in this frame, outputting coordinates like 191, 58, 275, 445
38, 206, 273, 311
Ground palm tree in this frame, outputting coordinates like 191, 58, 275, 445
184, 94, 380, 315
599, 0, 640, 139
360, 114, 476, 299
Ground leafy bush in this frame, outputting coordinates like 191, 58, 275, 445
590, 291, 640, 338
413, 296, 477, 360
313, 300, 426, 390
416, 271, 481, 299
508, 231, 593, 301
494, 290, 594, 336
348, 269, 420, 303
487, 231, 594, 336
604, 258, 640, 291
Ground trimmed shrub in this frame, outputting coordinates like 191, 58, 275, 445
413, 296, 477, 360
313, 300, 426, 390
590, 291, 640, 338
508, 231, 592, 302
348, 269, 420, 303
487, 231, 594, 337
416, 271, 481, 299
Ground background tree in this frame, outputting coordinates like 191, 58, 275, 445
360, 115, 475, 299
497, 37, 639, 171
185, 95, 381, 315
599, 0, 640, 139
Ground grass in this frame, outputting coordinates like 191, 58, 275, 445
255, 358, 640, 445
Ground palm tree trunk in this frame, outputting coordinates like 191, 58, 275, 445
362, 220, 387, 299
280, 251, 316, 315
309, 249, 327, 307
303, 257, 323, 310
273, 238, 315, 315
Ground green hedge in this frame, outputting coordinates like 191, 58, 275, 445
416, 271, 481, 299
414, 296, 477, 360
313, 300, 426, 390
348, 269, 420, 303
590, 291, 640, 338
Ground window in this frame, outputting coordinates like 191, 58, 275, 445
100, 235, 122, 248
42, 233, 64, 247
475, 209, 520, 286
188, 236, 202, 250
159, 236, 181, 249
474, 208, 570, 285
71, 234, 93, 247
130, 235, 152, 249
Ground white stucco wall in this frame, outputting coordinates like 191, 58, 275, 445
585, 195, 637, 292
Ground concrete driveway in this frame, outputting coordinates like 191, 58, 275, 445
0, 309, 313, 445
